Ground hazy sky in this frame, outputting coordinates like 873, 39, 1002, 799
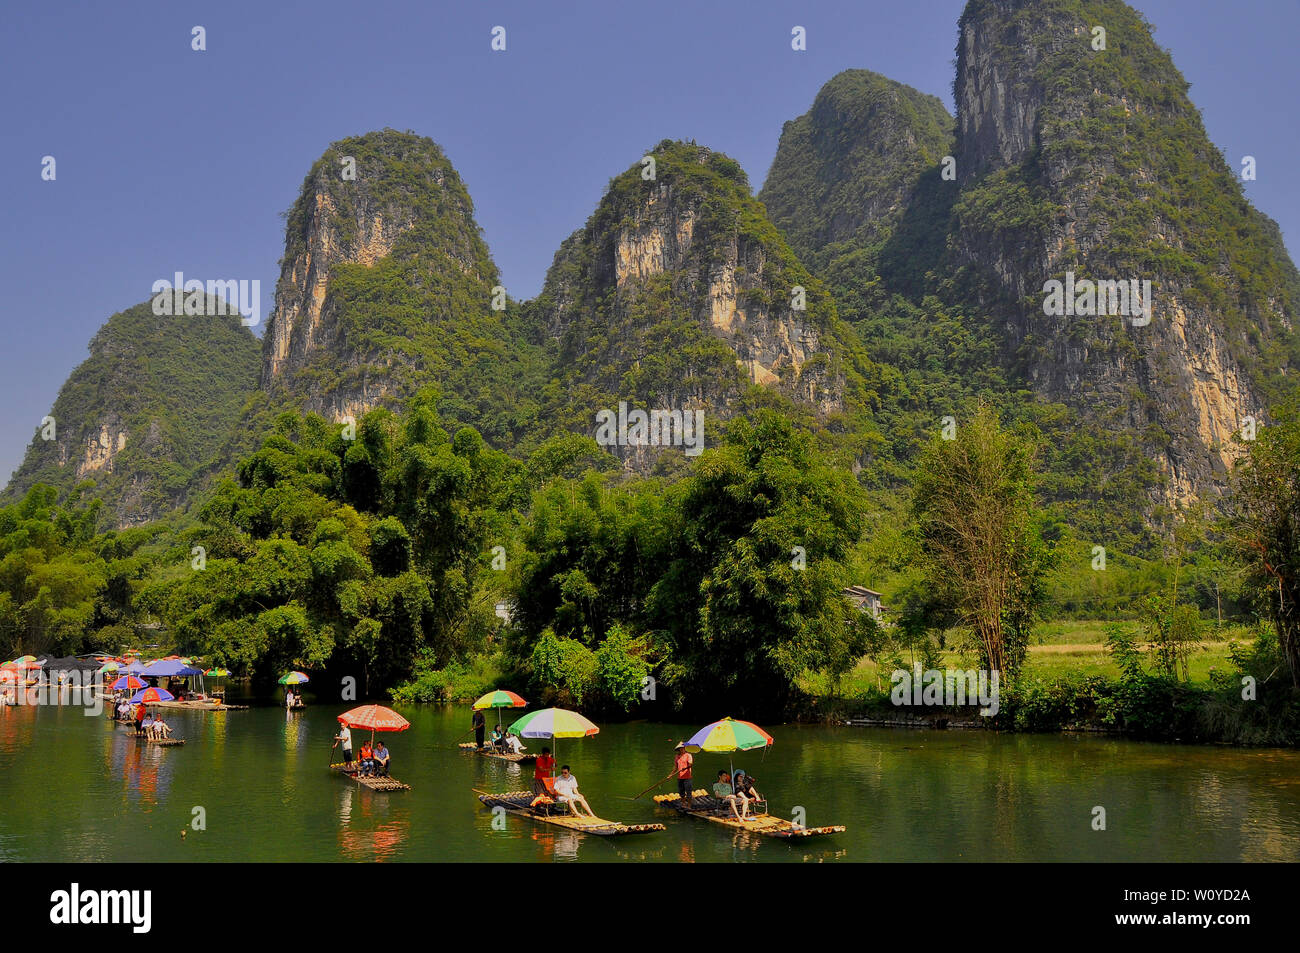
2, 0, 1296, 482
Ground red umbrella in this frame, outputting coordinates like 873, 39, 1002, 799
337, 705, 410, 733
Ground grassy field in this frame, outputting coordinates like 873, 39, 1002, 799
806, 620, 1254, 697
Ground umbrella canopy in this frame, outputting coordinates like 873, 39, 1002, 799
128, 687, 174, 704
508, 708, 599, 739
336, 705, 409, 732
204, 668, 231, 677
98, 661, 120, 674
684, 717, 773, 753
10, 655, 37, 664
277, 671, 310, 685
472, 689, 527, 711
111, 675, 149, 691
142, 660, 193, 677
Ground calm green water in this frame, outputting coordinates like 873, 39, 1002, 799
2, 695, 1299, 862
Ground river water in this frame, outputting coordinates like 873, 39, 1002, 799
2, 696, 1298, 862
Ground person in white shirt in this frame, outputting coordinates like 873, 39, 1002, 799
505, 732, 525, 754
335, 724, 353, 766
552, 765, 595, 817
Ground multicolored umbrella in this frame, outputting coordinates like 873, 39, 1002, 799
111, 675, 148, 692
509, 707, 599, 739
128, 687, 174, 704
683, 717, 773, 790
507, 708, 599, 784
277, 671, 310, 685
684, 717, 773, 753
472, 689, 527, 711
204, 668, 231, 677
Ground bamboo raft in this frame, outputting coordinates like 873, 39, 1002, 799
152, 700, 249, 711
113, 723, 184, 746
329, 762, 410, 791
476, 789, 665, 837
458, 742, 537, 763
653, 791, 846, 839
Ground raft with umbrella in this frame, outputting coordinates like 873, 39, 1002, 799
474, 707, 665, 837
115, 688, 186, 746
652, 717, 845, 840
329, 705, 411, 791
459, 689, 535, 761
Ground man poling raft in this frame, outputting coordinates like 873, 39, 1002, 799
457, 689, 536, 762
329, 704, 411, 791
474, 707, 665, 838
652, 717, 846, 840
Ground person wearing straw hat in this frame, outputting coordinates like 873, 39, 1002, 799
674, 741, 694, 805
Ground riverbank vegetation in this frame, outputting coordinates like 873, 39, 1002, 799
2, 392, 1298, 744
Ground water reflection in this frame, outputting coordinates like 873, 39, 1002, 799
335, 780, 410, 862
5, 705, 1300, 862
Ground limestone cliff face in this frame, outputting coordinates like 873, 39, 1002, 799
950, 0, 1299, 503
259, 129, 509, 426
73, 422, 128, 478
263, 190, 414, 384
532, 141, 862, 467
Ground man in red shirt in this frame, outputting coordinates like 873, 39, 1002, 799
674, 742, 694, 805
134, 703, 146, 736
533, 746, 556, 795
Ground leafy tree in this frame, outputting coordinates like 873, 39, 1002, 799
1229, 406, 1300, 686
908, 404, 1054, 676
652, 410, 869, 715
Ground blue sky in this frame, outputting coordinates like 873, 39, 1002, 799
1, 0, 1296, 482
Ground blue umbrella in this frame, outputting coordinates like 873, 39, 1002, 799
142, 660, 191, 677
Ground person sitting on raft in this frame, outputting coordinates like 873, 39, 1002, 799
712, 770, 748, 820
553, 766, 596, 817
372, 742, 390, 777
504, 731, 525, 754
152, 715, 172, 739
490, 724, 507, 750
142, 712, 155, 737
732, 770, 763, 815
358, 741, 374, 776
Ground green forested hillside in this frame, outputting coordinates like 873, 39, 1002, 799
4, 299, 261, 528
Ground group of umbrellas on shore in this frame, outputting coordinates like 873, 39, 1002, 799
99, 653, 235, 704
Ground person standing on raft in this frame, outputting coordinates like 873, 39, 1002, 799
472, 708, 486, 749
335, 723, 353, 766
674, 741, 694, 806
